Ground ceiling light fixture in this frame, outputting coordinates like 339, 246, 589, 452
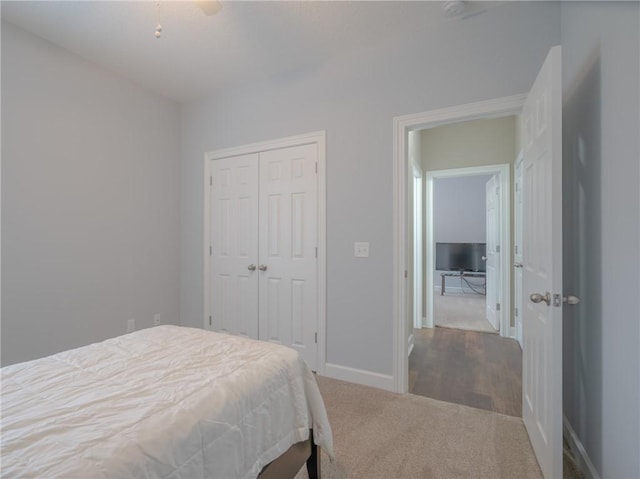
154, 1, 222, 39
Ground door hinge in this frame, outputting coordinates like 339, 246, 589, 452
496, 245, 501, 253
314, 332, 317, 344
315, 162, 318, 174
209, 315, 212, 326
514, 307, 518, 317
404, 270, 408, 278
315, 247, 318, 258
210, 245, 212, 256
496, 303, 501, 312
210, 176, 212, 186
515, 182, 519, 192
515, 245, 518, 255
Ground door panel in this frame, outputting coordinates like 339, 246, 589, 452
210, 154, 260, 339
259, 144, 318, 369
522, 46, 563, 479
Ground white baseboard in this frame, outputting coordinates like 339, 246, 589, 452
407, 333, 415, 356
323, 363, 395, 392
563, 415, 600, 479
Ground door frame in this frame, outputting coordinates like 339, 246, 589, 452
424, 163, 510, 338
412, 161, 424, 330
392, 94, 525, 393
203, 131, 327, 374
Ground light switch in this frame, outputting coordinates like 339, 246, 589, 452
354, 242, 370, 258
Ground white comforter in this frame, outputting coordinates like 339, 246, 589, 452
1, 326, 333, 479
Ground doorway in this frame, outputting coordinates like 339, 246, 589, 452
406, 118, 521, 417
392, 94, 525, 395
431, 174, 492, 334
425, 164, 511, 337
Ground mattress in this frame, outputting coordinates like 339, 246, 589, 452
1, 325, 333, 478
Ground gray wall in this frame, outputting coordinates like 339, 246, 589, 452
561, 2, 639, 478
434, 175, 490, 244
181, 2, 560, 375
1, 22, 182, 365
420, 116, 518, 172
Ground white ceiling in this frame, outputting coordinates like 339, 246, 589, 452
1, 1, 505, 103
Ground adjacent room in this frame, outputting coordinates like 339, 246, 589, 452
1, 2, 638, 479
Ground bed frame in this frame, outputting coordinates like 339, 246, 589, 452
258, 429, 320, 479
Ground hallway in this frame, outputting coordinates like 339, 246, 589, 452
409, 327, 522, 417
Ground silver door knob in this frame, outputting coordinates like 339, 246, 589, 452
563, 295, 580, 305
481, 256, 487, 261
514, 263, 523, 268
247, 264, 256, 271
258, 264, 267, 271
530, 292, 551, 305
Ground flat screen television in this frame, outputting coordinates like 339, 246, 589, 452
436, 242, 486, 273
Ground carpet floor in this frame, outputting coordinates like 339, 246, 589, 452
295, 376, 542, 479
434, 292, 497, 334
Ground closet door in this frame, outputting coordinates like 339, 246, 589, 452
258, 144, 318, 369
210, 154, 259, 339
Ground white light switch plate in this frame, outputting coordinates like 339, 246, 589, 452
354, 242, 370, 257
153, 313, 161, 326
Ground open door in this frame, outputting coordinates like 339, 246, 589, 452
514, 152, 524, 348
485, 175, 500, 331
521, 46, 563, 478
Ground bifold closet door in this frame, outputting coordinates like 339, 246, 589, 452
258, 144, 318, 369
210, 153, 259, 339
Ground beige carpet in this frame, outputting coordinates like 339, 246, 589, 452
434, 292, 497, 334
295, 376, 542, 479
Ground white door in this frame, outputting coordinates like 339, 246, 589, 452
521, 46, 563, 479
485, 175, 500, 331
514, 153, 524, 348
258, 144, 318, 369
413, 168, 423, 329
210, 154, 260, 339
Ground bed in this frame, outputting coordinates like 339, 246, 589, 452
1, 325, 333, 478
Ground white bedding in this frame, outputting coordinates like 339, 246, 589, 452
1, 325, 333, 479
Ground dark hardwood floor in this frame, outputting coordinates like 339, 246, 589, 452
409, 327, 522, 417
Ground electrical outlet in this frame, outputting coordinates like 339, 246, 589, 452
127, 319, 135, 333
153, 313, 161, 326
354, 242, 370, 258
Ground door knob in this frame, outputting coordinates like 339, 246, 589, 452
258, 264, 267, 271
563, 295, 580, 305
247, 264, 256, 271
530, 292, 551, 305
481, 256, 487, 261
514, 263, 523, 268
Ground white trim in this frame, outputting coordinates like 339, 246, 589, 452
563, 416, 600, 479
424, 163, 511, 338
392, 94, 525, 393
203, 131, 327, 374
412, 165, 424, 330
323, 363, 395, 392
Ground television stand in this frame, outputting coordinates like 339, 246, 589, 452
440, 271, 486, 295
